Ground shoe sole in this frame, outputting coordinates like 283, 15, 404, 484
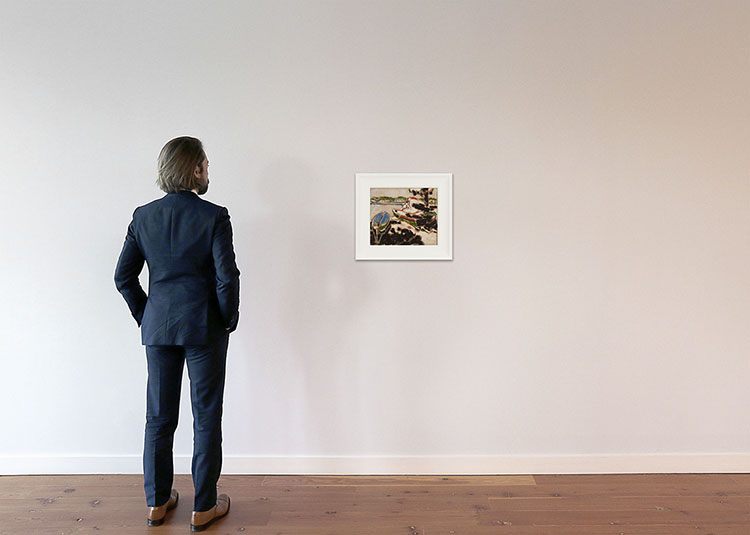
190, 496, 230, 532
147, 491, 179, 527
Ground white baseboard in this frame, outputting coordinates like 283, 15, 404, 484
1, 453, 749, 475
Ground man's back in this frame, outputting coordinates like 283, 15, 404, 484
115, 190, 240, 345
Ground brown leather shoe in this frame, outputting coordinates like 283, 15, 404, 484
190, 493, 230, 532
147, 489, 179, 526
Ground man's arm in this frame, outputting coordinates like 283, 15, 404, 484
213, 206, 241, 332
114, 210, 147, 326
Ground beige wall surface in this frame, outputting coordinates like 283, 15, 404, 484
1, 0, 748, 473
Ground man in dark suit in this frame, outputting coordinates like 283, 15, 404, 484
115, 136, 239, 531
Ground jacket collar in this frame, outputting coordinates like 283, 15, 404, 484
167, 190, 197, 195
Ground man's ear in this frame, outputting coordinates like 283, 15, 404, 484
194, 164, 202, 178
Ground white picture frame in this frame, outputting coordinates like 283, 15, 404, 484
355, 173, 453, 260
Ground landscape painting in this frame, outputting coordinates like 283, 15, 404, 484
370, 188, 437, 245
355, 172, 452, 260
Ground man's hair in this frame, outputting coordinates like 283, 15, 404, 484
156, 136, 206, 193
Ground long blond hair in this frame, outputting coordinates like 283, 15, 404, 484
156, 136, 206, 193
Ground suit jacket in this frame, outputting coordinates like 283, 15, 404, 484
114, 190, 240, 346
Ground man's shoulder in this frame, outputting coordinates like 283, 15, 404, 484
134, 196, 163, 212
196, 196, 228, 213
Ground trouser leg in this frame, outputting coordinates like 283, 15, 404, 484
143, 345, 185, 507
185, 332, 229, 512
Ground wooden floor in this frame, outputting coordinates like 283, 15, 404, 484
2, 473, 750, 534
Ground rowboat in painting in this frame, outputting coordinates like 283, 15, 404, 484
372, 211, 391, 231
371, 211, 391, 244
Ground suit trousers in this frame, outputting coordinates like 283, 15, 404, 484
143, 332, 229, 512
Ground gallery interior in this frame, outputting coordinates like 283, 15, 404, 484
1, 0, 749, 532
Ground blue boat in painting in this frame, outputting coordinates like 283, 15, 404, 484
372, 211, 390, 229
371, 211, 391, 244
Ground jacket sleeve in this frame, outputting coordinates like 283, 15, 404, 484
114, 209, 148, 326
212, 206, 241, 332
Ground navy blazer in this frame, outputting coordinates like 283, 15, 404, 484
115, 190, 240, 346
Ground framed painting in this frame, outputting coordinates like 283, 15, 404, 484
355, 173, 453, 260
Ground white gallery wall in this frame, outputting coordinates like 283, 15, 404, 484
1, 0, 749, 475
